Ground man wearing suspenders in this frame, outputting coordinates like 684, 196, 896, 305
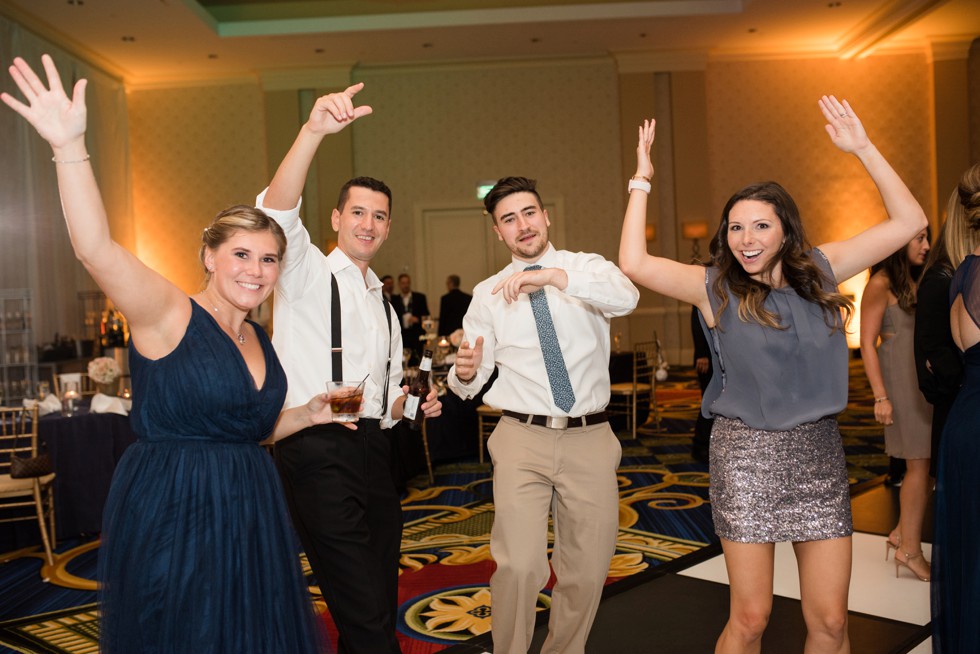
258, 83, 441, 653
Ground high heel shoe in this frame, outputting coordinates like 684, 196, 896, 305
884, 534, 901, 561
895, 549, 930, 582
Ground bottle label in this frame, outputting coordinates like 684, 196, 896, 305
403, 394, 420, 420
419, 357, 432, 372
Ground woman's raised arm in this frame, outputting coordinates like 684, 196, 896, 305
2, 55, 187, 354
618, 119, 711, 321
815, 96, 928, 282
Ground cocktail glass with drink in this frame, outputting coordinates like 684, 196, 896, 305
326, 381, 364, 423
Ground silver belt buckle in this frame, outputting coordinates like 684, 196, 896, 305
544, 416, 568, 430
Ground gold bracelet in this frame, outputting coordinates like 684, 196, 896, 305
52, 154, 91, 164
874, 397, 889, 403
631, 174, 651, 182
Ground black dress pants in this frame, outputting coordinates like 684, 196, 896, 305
275, 420, 403, 654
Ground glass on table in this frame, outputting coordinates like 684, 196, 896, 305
37, 381, 50, 401
61, 381, 81, 417
325, 381, 364, 423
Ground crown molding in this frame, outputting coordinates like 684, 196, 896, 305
836, 0, 951, 59
613, 50, 709, 73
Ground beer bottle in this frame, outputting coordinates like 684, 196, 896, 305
403, 349, 433, 431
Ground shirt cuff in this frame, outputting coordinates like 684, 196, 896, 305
563, 270, 587, 298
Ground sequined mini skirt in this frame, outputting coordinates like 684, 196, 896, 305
709, 416, 852, 543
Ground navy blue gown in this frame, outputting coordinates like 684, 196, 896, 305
932, 255, 980, 652
98, 301, 326, 653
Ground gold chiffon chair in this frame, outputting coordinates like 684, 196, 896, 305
53, 372, 98, 397
608, 340, 659, 439
0, 404, 57, 576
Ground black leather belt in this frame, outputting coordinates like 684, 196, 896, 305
502, 410, 609, 430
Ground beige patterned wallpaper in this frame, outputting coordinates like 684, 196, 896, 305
128, 82, 269, 294
350, 58, 625, 285
705, 54, 935, 251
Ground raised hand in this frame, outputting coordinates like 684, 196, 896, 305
1, 54, 87, 151
635, 118, 656, 180
818, 95, 869, 154
306, 82, 374, 136
454, 336, 484, 382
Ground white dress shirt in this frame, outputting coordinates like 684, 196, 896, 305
257, 189, 402, 426
448, 244, 639, 416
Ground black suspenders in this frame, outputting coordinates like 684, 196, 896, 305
330, 272, 394, 414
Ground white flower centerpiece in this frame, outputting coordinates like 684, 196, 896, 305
88, 356, 121, 394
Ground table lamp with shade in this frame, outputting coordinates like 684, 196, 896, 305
682, 221, 710, 262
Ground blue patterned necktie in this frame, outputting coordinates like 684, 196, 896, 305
524, 265, 576, 413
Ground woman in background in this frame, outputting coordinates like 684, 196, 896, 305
619, 97, 927, 653
931, 164, 980, 653
914, 171, 980, 475
859, 231, 932, 581
2, 55, 331, 652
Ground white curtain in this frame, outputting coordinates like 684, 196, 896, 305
0, 15, 130, 347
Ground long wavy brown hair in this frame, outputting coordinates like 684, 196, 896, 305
872, 230, 928, 313
708, 181, 853, 331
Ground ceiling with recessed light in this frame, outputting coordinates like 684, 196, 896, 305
1, 0, 978, 84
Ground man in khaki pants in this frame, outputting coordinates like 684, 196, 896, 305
448, 177, 638, 653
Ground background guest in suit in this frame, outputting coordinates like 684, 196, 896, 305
393, 273, 429, 360
381, 274, 394, 303
438, 274, 472, 336
690, 305, 713, 464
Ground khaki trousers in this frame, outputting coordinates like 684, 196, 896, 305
487, 416, 622, 654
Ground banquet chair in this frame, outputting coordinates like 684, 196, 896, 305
420, 422, 435, 486
0, 404, 57, 574
476, 404, 502, 464
608, 339, 658, 439
53, 372, 98, 397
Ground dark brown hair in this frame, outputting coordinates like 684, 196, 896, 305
483, 176, 543, 219
871, 231, 927, 313
337, 176, 393, 215
708, 181, 852, 331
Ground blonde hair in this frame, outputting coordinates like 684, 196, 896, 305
199, 205, 286, 282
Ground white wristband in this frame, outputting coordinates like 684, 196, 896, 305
628, 179, 652, 194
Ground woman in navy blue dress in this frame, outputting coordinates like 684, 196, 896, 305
3, 55, 332, 653
932, 164, 980, 652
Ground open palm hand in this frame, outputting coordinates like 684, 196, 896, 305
1, 54, 87, 150
818, 95, 869, 154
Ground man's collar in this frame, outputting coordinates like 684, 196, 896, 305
511, 242, 556, 269
328, 247, 381, 290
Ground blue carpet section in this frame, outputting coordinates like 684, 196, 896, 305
0, 538, 98, 620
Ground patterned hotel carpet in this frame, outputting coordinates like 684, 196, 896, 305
0, 360, 886, 654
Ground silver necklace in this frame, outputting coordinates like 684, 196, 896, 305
206, 294, 245, 345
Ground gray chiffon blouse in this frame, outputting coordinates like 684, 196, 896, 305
698, 248, 848, 431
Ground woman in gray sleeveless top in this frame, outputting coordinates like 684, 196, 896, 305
619, 97, 928, 653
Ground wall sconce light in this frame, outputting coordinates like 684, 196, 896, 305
645, 224, 656, 242
682, 221, 710, 262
